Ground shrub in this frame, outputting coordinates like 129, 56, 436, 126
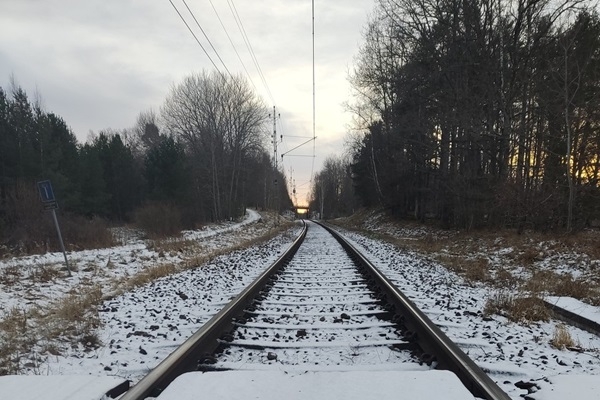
484, 292, 550, 323
0, 182, 117, 256
550, 324, 575, 349
518, 248, 540, 266
134, 203, 182, 238
59, 215, 115, 250
523, 270, 591, 300
0, 307, 31, 375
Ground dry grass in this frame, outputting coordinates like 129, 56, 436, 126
0, 211, 294, 375
517, 248, 541, 266
149, 239, 200, 256
334, 211, 600, 309
113, 220, 295, 296
0, 265, 22, 285
462, 258, 490, 283
36, 286, 104, 349
52, 286, 103, 323
0, 307, 34, 375
421, 253, 492, 284
123, 263, 181, 290
134, 203, 183, 239
507, 297, 551, 323
28, 264, 64, 283
0, 308, 28, 332
410, 234, 448, 254
523, 270, 591, 300
1, 213, 115, 257
182, 222, 295, 270
0, 285, 106, 375
61, 216, 116, 251
483, 291, 514, 316
550, 324, 576, 349
484, 292, 551, 323
554, 276, 592, 299
522, 270, 558, 293
492, 268, 519, 289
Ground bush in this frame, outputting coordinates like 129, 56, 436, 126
484, 292, 550, 323
550, 324, 576, 349
0, 184, 114, 255
134, 203, 182, 238
59, 215, 115, 250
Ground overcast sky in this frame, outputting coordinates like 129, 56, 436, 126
0, 0, 374, 205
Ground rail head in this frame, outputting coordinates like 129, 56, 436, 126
315, 221, 511, 400
119, 220, 307, 400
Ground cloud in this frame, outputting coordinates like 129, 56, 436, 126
0, 0, 375, 202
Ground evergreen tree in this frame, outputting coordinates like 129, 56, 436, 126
77, 143, 109, 217
92, 132, 141, 220
144, 135, 189, 203
35, 112, 80, 210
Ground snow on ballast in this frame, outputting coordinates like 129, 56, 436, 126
120, 221, 510, 400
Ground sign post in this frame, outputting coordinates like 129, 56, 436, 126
37, 180, 71, 276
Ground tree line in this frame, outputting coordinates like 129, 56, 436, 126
0, 71, 290, 250
313, 0, 600, 230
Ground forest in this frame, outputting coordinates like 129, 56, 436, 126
3, 0, 600, 255
311, 0, 600, 231
0, 72, 290, 253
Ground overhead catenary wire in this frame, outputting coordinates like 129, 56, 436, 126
172, 0, 315, 205
226, 0, 275, 105
273, 0, 318, 205
167, 0, 224, 77
181, 0, 232, 77
281, 138, 317, 158
207, 0, 258, 91
212, 0, 304, 204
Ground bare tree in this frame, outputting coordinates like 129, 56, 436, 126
347, 0, 600, 230
161, 71, 269, 221
121, 109, 160, 162
310, 155, 355, 219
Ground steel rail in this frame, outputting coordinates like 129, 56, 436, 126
119, 221, 307, 400
543, 299, 600, 338
316, 221, 511, 400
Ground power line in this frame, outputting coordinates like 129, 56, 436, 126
167, 0, 224, 76
181, 0, 232, 77
208, 0, 257, 91
226, 0, 275, 105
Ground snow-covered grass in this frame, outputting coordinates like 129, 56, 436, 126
0, 209, 294, 375
340, 210, 600, 310
333, 210, 600, 399
2, 208, 599, 400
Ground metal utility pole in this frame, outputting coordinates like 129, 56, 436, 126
273, 106, 278, 175
270, 106, 280, 223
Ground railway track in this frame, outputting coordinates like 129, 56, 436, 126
120, 221, 510, 400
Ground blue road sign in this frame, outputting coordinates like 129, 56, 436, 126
37, 180, 56, 203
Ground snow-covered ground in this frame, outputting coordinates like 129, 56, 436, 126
43, 227, 300, 380
332, 213, 600, 400
158, 370, 477, 400
0, 209, 263, 316
1, 210, 599, 400
0, 209, 294, 377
